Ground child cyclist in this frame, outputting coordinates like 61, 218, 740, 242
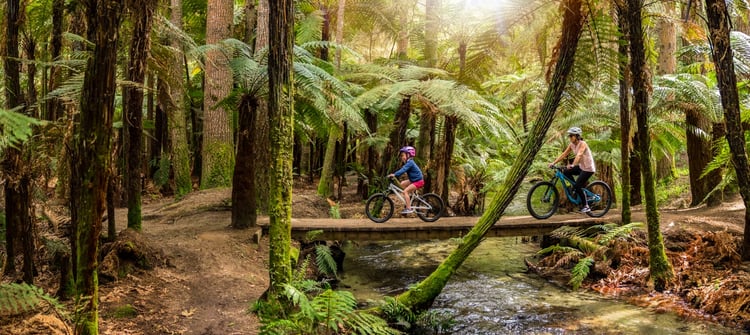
549, 126, 596, 213
387, 146, 424, 214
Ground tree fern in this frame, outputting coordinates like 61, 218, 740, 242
0, 283, 65, 316
568, 257, 594, 290
315, 244, 339, 277
596, 222, 645, 245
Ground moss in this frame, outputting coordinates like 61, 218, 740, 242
201, 140, 235, 189
112, 304, 138, 318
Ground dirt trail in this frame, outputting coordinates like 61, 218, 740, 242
101, 189, 267, 335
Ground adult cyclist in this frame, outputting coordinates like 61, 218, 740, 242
549, 127, 596, 213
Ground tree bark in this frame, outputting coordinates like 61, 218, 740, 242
168, 0, 193, 197
686, 108, 722, 206
616, 3, 631, 224
232, 96, 259, 228
46, 0, 65, 122
124, 0, 156, 231
627, 0, 674, 290
334, 0, 346, 68
71, 1, 123, 333
253, 0, 271, 212
266, 0, 295, 305
381, 97, 412, 175
201, 0, 235, 189
397, 0, 585, 311
704, 0, 750, 260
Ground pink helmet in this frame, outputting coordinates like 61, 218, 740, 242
399, 146, 416, 158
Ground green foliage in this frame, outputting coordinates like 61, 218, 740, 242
111, 304, 137, 318
258, 284, 401, 335
315, 244, 338, 278
328, 202, 341, 219
380, 296, 415, 329
568, 257, 594, 290
414, 309, 456, 334
152, 156, 172, 188
0, 108, 44, 150
0, 283, 65, 316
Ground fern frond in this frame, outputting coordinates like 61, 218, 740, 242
345, 311, 403, 335
315, 244, 338, 277
596, 222, 645, 246
568, 257, 594, 290
0, 283, 64, 316
312, 289, 357, 330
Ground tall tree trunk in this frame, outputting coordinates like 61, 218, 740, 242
363, 108, 378, 198
417, 0, 439, 194
232, 96, 259, 228
629, 133, 642, 205
124, 0, 156, 231
201, 0, 235, 189
168, 0, 193, 197
381, 97, 412, 175
627, 0, 673, 290
437, 116, 458, 207
334, 0, 346, 68
397, 0, 585, 311
253, 0, 271, 212
616, 3, 632, 224
317, 128, 339, 198
71, 1, 123, 333
46, 0, 65, 122
654, 1, 677, 180
244, 0, 256, 45
686, 108, 721, 206
3, 0, 23, 278
704, 0, 750, 260
266, 0, 294, 305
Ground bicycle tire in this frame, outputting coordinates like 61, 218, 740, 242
527, 181, 560, 219
585, 181, 612, 218
414, 193, 444, 222
365, 193, 395, 223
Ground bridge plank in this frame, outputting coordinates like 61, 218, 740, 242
258, 214, 617, 241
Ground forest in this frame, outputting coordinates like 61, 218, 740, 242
1, 0, 750, 334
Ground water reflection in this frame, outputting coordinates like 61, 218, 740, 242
341, 238, 742, 334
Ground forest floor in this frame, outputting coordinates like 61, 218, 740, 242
1, 176, 748, 334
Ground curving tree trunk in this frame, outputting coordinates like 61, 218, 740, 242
201, 0, 235, 188
71, 0, 123, 333
397, 0, 585, 311
627, 0, 673, 290
704, 0, 750, 260
124, 0, 156, 231
266, 0, 295, 305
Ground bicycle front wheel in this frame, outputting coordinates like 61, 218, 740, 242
414, 193, 444, 222
585, 181, 612, 218
365, 193, 395, 223
527, 181, 560, 219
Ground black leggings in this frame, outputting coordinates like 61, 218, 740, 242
564, 166, 594, 207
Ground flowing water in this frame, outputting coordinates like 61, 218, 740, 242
341, 238, 743, 334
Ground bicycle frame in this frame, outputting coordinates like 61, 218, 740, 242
548, 168, 600, 205
384, 180, 434, 211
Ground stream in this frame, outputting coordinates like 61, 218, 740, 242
341, 237, 743, 334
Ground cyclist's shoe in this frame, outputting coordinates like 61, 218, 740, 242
580, 206, 591, 213
401, 208, 414, 215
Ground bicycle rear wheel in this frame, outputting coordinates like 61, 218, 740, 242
414, 193, 444, 222
527, 181, 559, 219
365, 193, 394, 223
585, 181, 612, 217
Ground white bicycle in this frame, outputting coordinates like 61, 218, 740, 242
364, 176, 444, 223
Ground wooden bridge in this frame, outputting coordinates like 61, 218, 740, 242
258, 213, 618, 241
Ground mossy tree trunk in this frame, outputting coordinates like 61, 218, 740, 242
253, 0, 271, 212
317, 127, 339, 198
704, 0, 750, 260
71, 1, 123, 333
201, 0, 235, 189
627, 0, 673, 290
396, 0, 585, 311
266, 0, 294, 303
168, 0, 193, 197
124, 0, 156, 231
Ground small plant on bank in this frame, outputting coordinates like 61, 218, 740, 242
536, 222, 644, 290
0, 283, 66, 317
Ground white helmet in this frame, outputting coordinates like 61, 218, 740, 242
567, 127, 583, 136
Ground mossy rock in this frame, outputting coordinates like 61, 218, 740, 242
99, 229, 165, 282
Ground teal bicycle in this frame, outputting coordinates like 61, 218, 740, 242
526, 166, 613, 219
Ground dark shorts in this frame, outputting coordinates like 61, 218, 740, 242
412, 180, 425, 189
